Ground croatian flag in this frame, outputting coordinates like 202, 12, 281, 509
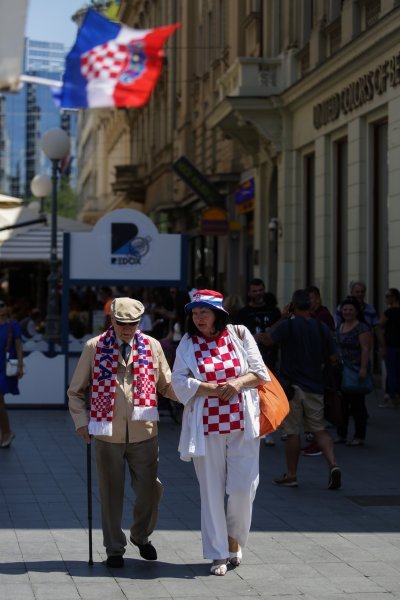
59, 10, 180, 108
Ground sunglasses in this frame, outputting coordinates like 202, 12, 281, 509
115, 319, 140, 327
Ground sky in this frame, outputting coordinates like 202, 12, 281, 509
25, 0, 89, 47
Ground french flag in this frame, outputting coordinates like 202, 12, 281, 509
60, 9, 180, 108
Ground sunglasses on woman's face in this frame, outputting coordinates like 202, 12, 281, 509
115, 320, 139, 327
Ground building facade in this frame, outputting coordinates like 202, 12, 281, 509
77, 0, 399, 314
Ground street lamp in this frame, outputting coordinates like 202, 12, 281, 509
31, 174, 52, 217
40, 128, 70, 355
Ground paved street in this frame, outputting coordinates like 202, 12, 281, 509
1, 392, 400, 600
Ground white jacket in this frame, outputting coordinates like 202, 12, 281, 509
172, 324, 270, 461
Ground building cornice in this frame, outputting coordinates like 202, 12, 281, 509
283, 8, 400, 109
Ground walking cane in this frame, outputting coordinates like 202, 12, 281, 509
87, 441, 94, 566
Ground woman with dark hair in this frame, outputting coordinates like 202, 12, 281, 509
0, 299, 24, 448
172, 290, 269, 576
335, 296, 372, 445
379, 288, 400, 407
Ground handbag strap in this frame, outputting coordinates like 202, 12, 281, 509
233, 324, 244, 343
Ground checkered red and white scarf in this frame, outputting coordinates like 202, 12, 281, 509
192, 330, 244, 436
89, 327, 158, 436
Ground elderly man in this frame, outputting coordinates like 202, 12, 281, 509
68, 297, 177, 568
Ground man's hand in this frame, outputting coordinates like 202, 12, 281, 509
77, 426, 91, 444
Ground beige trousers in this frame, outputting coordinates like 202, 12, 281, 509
95, 436, 163, 557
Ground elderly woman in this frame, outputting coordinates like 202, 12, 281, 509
172, 290, 269, 576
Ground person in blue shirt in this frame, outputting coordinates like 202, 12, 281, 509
0, 299, 24, 448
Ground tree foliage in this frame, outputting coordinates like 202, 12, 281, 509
42, 177, 78, 219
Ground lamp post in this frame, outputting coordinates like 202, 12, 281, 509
31, 174, 52, 217
39, 128, 70, 356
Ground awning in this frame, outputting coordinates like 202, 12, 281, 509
0, 225, 65, 261
0, 194, 23, 207
0, 201, 92, 262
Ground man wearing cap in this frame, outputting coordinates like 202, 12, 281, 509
68, 297, 177, 568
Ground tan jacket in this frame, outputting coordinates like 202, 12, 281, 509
68, 333, 178, 443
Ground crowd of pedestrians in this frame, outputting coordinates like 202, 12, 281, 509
222, 279, 399, 481
1, 276, 399, 578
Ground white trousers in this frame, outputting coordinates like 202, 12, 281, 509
192, 431, 259, 560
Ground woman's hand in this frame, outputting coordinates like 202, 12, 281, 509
217, 379, 242, 402
358, 366, 367, 380
17, 366, 23, 379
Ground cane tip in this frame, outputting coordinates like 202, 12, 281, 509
89, 559, 94, 566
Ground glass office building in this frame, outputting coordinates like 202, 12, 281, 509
0, 38, 76, 198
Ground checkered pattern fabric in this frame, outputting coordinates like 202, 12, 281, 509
89, 328, 158, 435
81, 42, 129, 81
132, 333, 157, 409
192, 331, 244, 435
90, 327, 119, 432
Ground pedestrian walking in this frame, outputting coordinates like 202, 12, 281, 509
172, 289, 269, 575
0, 299, 24, 449
379, 288, 400, 408
301, 285, 336, 457
68, 297, 178, 568
335, 296, 373, 445
236, 279, 281, 446
263, 289, 341, 489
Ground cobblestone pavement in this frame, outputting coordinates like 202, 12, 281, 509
1, 391, 400, 599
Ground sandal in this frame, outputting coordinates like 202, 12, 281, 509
210, 560, 227, 576
229, 547, 242, 567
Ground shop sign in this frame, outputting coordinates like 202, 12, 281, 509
172, 155, 224, 206
68, 208, 182, 281
313, 50, 400, 129
200, 207, 229, 235
235, 178, 255, 214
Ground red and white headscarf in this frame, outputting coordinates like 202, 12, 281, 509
88, 327, 158, 436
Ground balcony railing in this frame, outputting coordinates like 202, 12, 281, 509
218, 57, 282, 101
